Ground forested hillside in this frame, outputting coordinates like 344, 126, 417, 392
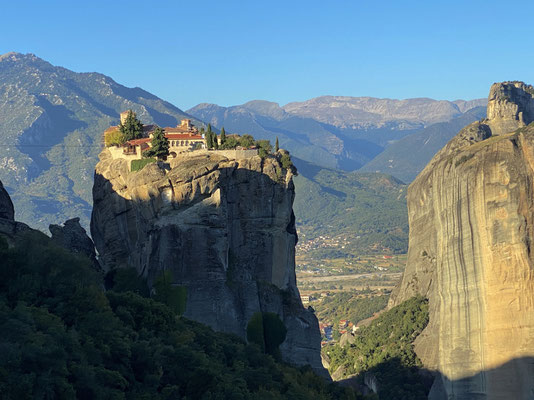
326, 297, 430, 399
0, 231, 361, 399
360, 106, 487, 182
293, 158, 408, 255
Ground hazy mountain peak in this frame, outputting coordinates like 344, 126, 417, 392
283, 95, 487, 129
240, 100, 286, 119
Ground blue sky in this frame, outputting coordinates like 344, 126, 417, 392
2, 0, 534, 110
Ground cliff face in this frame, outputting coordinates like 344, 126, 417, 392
0, 179, 33, 242
0, 180, 14, 220
90, 150, 326, 376
390, 82, 534, 399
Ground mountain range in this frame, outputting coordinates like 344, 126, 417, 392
187, 96, 486, 174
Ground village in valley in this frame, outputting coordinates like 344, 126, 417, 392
296, 233, 406, 347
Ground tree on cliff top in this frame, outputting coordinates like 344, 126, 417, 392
220, 127, 227, 146
144, 127, 169, 160
206, 124, 218, 149
119, 110, 144, 141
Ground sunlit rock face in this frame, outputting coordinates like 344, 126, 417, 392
90, 150, 327, 377
390, 82, 534, 399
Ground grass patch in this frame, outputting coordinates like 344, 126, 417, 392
131, 158, 156, 172
467, 131, 516, 151
454, 153, 475, 167
104, 129, 126, 146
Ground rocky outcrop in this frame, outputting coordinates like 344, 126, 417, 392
90, 150, 327, 377
0, 180, 14, 220
486, 81, 534, 135
390, 82, 534, 399
0, 179, 33, 244
50, 217, 100, 270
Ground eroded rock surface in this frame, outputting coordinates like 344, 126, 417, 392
50, 217, 100, 270
390, 82, 534, 399
90, 150, 327, 377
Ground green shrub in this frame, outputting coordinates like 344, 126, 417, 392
454, 153, 474, 167
247, 312, 265, 351
131, 158, 156, 172
220, 136, 239, 149
239, 134, 255, 148
104, 267, 149, 296
256, 139, 272, 158
262, 312, 287, 358
152, 270, 187, 316
104, 129, 126, 146
280, 153, 293, 170
247, 312, 287, 357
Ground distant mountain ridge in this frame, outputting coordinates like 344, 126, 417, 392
283, 95, 486, 129
360, 106, 487, 182
187, 96, 487, 175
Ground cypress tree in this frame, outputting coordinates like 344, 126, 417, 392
119, 110, 144, 141
220, 127, 226, 145
144, 127, 169, 160
275, 136, 279, 152
206, 124, 214, 149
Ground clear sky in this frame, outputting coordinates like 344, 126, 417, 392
2, 0, 534, 110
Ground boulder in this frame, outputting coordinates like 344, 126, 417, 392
50, 217, 100, 270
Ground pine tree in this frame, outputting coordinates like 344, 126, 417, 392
275, 136, 279, 152
144, 127, 169, 160
119, 110, 144, 141
220, 127, 227, 146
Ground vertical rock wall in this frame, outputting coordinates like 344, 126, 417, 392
390, 82, 534, 399
90, 151, 327, 377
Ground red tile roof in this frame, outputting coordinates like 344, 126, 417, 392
165, 134, 204, 140
126, 138, 151, 145
163, 127, 190, 133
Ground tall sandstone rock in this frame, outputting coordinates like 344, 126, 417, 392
390, 82, 534, 399
90, 150, 327, 377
